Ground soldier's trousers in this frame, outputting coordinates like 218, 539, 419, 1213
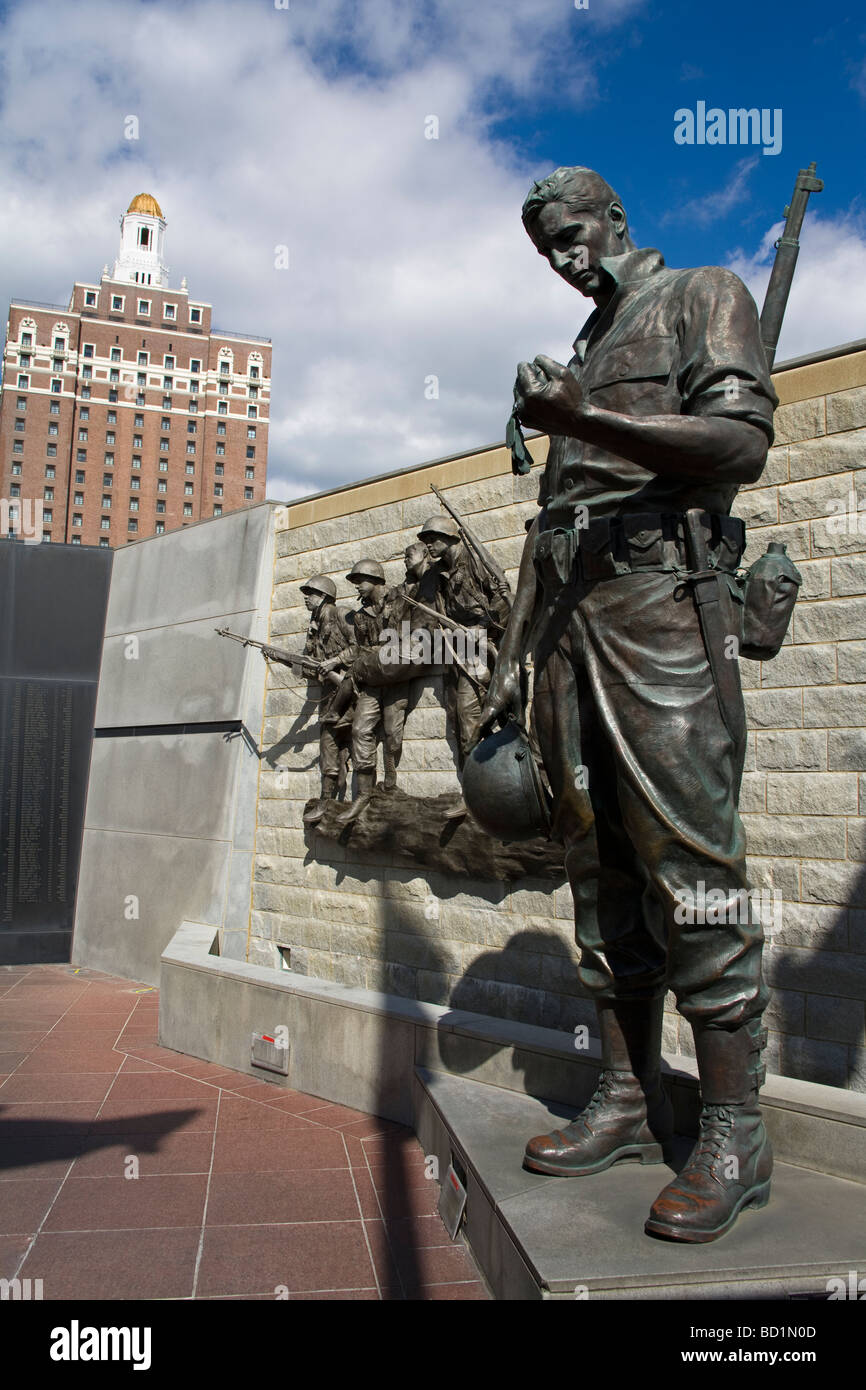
531, 569, 768, 1029
351, 685, 410, 774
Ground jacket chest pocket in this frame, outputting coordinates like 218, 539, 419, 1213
587, 335, 677, 400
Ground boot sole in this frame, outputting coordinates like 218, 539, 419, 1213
524, 1141, 668, 1177
644, 1178, 771, 1243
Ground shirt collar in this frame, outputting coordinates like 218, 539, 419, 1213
573, 248, 665, 354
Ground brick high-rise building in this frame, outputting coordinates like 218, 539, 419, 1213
1, 193, 270, 547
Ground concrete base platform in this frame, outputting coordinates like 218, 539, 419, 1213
414, 1067, 866, 1301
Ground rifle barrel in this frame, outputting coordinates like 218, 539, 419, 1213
760, 163, 823, 371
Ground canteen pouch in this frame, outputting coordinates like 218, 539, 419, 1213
739, 542, 802, 661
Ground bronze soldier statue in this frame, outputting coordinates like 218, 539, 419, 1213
299, 574, 355, 827
419, 514, 511, 764
480, 165, 778, 1243
375, 541, 439, 791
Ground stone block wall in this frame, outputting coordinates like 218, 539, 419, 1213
251, 348, 866, 1091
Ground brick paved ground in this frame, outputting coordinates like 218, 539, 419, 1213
0, 963, 488, 1300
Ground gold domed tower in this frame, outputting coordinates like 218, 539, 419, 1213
112, 192, 168, 287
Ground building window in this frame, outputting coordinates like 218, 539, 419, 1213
162, 395, 172, 409
190, 359, 201, 373
82, 345, 94, 360
112, 295, 124, 311
164, 304, 176, 320
184, 482, 194, 495
108, 369, 119, 383
79, 406, 89, 420
102, 495, 111, 510
134, 413, 144, 427
157, 479, 167, 493
11, 463, 22, 475
103, 474, 113, 487
46, 465, 56, 479
109, 348, 121, 363
155, 522, 165, 534
81, 386, 91, 400
183, 503, 192, 517
47, 423, 58, 437
129, 498, 139, 511
16, 397, 26, 410
19, 331, 32, 347
12, 441, 23, 455
135, 372, 145, 387
10, 484, 21, 497
220, 361, 230, 376
19, 354, 31, 369
43, 509, 53, 523
245, 466, 254, 479
138, 351, 148, 366
104, 454, 114, 467
244, 487, 253, 500
17, 375, 29, 389
161, 416, 171, 430
218, 382, 228, 396
247, 406, 257, 419
186, 443, 195, 455
133, 436, 143, 448
249, 386, 258, 400
190, 307, 201, 323
85, 291, 97, 307
216, 422, 226, 436
53, 336, 65, 351
214, 483, 224, 497
46, 444, 57, 457
160, 438, 169, 451
188, 397, 198, 411
217, 401, 227, 416
71, 536, 81, 545
164, 355, 175, 370
159, 459, 168, 472
100, 517, 110, 530
246, 446, 255, 459
105, 432, 115, 446
53, 358, 64, 373
156, 501, 166, 513
99, 538, 109, 548
74, 492, 83, 505
81, 364, 93, 380
128, 519, 138, 533
213, 505, 222, 517
187, 420, 197, 434
44, 487, 54, 501
163, 376, 173, 390
138, 300, 150, 315
136, 392, 145, 406
250, 365, 260, 380
215, 463, 224, 476
108, 389, 118, 404
72, 515, 82, 527
50, 379, 61, 393
131, 476, 140, 490
216, 443, 225, 456
185, 463, 195, 475
75, 470, 85, 484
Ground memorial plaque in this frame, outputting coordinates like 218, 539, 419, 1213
0, 541, 112, 963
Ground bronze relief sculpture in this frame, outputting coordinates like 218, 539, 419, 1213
479, 165, 784, 1243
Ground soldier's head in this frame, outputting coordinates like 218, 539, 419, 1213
418, 514, 460, 560
404, 541, 428, 580
521, 166, 635, 299
346, 558, 385, 600
300, 574, 336, 612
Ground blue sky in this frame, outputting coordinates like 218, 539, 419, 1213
0, 0, 863, 499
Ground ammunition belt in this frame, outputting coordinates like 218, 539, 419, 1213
533, 511, 746, 587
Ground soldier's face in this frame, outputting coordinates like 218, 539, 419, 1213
353, 579, 376, 599
424, 535, 449, 559
528, 199, 623, 297
302, 592, 318, 612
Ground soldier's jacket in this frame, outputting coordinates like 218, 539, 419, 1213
383, 564, 441, 629
437, 540, 511, 630
346, 592, 391, 653
303, 601, 353, 664
539, 248, 778, 529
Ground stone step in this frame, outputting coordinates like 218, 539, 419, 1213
414, 1066, 866, 1301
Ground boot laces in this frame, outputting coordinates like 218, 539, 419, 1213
690, 1104, 734, 1174
580, 1070, 621, 1121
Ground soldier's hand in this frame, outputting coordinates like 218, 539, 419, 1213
320, 656, 342, 673
514, 356, 585, 435
478, 657, 524, 737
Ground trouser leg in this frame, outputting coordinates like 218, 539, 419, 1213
350, 689, 382, 776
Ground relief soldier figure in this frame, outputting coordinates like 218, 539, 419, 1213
419, 513, 511, 764
299, 574, 355, 827
480, 165, 779, 1243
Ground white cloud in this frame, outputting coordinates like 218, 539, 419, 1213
726, 211, 866, 363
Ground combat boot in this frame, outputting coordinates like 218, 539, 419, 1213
645, 1019, 772, 1243
303, 774, 338, 827
333, 770, 376, 827
523, 997, 673, 1176
382, 751, 399, 792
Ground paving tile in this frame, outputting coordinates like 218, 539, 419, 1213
43, 1174, 208, 1231
0, 1233, 31, 1278
215, 1096, 318, 1132
206, 1170, 362, 1226
350, 1166, 381, 1219
0, 1053, 28, 1071
71, 1130, 215, 1178
0, 1177, 64, 1234
0, 1032, 46, 1050
0, 1102, 104, 1136
211, 1124, 349, 1175
15, 1046, 125, 1074
412, 1281, 489, 1300
91, 1099, 219, 1136
20, 1227, 200, 1300
291, 1288, 380, 1300
196, 1221, 375, 1297
0, 1073, 116, 1103
106, 1072, 219, 1102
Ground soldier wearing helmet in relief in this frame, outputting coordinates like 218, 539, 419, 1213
299, 574, 355, 826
